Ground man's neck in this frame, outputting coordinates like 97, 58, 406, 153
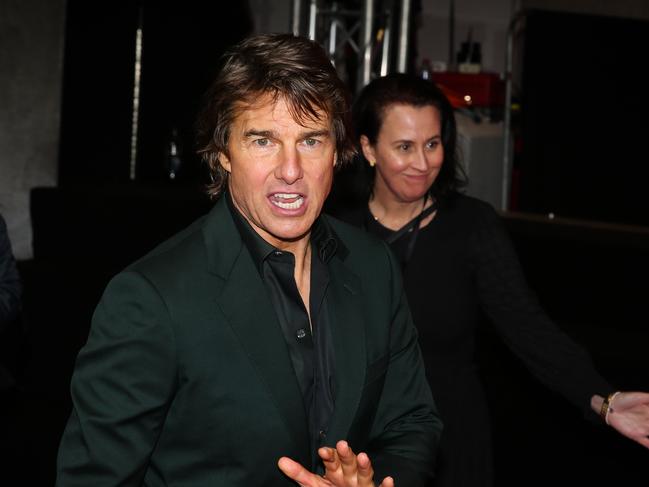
267, 230, 313, 320
280, 236, 311, 275
293, 243, 312, 320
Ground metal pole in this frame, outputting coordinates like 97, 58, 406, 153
129, 7, 143, 181
396, 0, 411, 72
380, 15, 391, 77
448, 0, 455, 70
358, 0, 374, 91
308, 0, 317, 40
291, 0, 302, 36
328, 3, 338, 58
501, 11, 524, 210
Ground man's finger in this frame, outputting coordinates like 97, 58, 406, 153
356, 452, 375, 485
321, 447, 345, 485
278, 456, 330, 486
336, 440, 358, 478
319, 446, 338, 464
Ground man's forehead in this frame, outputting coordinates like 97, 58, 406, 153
232, 94, 331, 131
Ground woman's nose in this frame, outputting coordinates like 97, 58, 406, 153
412, 148, 429, 170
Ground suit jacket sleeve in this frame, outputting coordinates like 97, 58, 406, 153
56, 270, 177, 486
367, 242, 443, 486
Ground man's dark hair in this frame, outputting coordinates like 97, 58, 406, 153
353, 72, 466, 202
197, 33, 357, 198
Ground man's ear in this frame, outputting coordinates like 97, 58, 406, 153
359, 135, 376, 165
219, 152, 232, 173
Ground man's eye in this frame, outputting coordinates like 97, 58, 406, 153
304, 138, 319, 147
254, 138, 270, 147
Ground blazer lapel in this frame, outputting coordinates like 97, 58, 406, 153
325, 257, 367, 443
204, 199, 311, 466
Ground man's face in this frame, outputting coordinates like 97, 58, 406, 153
220, 94, 336, 250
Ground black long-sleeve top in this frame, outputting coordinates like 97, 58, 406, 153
337, 192, 613, 486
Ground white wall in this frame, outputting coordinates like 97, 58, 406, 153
0, 0, 66, 259
416, 0, 515, 75
248, 0, 293, 33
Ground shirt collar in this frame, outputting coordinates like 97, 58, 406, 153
225, 190, 340, 275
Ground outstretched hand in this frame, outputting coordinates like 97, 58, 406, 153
605, 392, 649, 449
278, 440, 395, 487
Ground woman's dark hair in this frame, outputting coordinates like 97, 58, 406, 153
196, 33, 356, 198
352, 72, 466, 201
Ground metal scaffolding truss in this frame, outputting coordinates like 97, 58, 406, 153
291, 0, 411, 93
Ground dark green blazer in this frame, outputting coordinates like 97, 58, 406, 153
56, 197, 441, 486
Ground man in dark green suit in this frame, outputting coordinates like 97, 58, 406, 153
56, 34, 442, 487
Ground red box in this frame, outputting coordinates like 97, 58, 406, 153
431, 72, 505, 107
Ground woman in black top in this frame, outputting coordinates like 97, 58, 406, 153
334, 73, 649, 487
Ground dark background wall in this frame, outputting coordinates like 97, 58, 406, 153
517, 9, 649, 227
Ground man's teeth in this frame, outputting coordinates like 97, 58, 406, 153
272, 193, 304, 210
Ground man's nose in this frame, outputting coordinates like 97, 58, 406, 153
275, 146, 303, 184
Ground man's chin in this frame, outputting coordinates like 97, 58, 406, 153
273, 229, 312, 244
264, 223, 314, 246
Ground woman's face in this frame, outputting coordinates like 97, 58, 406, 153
361, 103, 444, 203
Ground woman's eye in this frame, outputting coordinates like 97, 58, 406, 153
427, 140, 439, 149
399, 144, 410, 151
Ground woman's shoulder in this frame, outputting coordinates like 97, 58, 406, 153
441, 194, 514, 259
441, 192, 499, 224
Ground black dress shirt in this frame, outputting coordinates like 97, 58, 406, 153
226, 194, 337, 469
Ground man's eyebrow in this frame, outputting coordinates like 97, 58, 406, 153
243, 129, 276, 138
301, 129, 331, 139
243, 129, 331, 139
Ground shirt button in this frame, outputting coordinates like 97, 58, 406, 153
319, 430, 327, 440
296, 328, 306, 339
274, 250, 283, 256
